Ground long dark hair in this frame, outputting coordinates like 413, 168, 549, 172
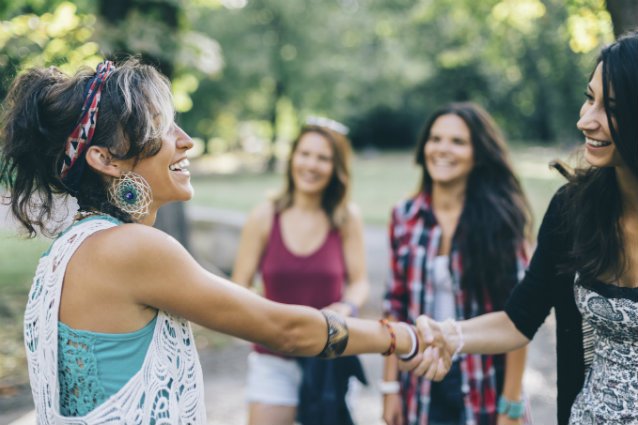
560, 31, 638, 283
274, 125, 352, 227
415, 102, 532, 310
0, 59, 174, 236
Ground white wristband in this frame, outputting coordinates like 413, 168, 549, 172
397, 322, 418, 361
378, 380, 400, 394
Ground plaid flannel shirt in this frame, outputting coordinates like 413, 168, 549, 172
384, 192, 528, 425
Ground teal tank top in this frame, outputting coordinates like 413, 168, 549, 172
57, 315, 157, 416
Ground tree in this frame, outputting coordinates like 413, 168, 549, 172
606, 0, 638, 37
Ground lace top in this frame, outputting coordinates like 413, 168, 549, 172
57, 315, 156, 416
24, 216, 207, 424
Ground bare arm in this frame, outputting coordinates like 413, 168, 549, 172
328, 204, 370, 316
419, 312, 529, 356
103, 224, 419, 357
230, 202, 272, 288
498, 347, 527, 424
382, 354, 404, 425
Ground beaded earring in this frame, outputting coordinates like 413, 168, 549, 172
107, 171, 152, 221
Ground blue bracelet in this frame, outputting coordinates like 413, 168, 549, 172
497, 395, 525, 419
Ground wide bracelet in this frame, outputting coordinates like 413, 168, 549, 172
497, 395, 525, 419
317, 310, 349, 359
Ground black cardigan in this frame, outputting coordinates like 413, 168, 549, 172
505, 188, 584, 425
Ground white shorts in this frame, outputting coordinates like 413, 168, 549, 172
245, 351, 302, 406
245, 351, 361, 409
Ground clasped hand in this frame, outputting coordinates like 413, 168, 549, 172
398, 316, 457, 381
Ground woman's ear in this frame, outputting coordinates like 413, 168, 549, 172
85, 146, 124, 177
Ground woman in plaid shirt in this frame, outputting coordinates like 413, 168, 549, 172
382, 103, 532, 425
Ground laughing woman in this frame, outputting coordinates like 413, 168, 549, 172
0, 60, 439, 424
383, 103, 532, 425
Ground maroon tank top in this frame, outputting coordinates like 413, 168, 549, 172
255, 212, 346, 355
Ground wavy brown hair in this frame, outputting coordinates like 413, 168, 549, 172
274, 125, 352, 227
415, 102, 532, 310
0, 59, 174, 236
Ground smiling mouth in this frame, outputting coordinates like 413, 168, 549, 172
169, 158, 190, 173
586, 137, 612, 148
430, 160, 457, 167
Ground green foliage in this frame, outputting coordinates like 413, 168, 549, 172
0, 0, 619, 153
0, 2, 101, 100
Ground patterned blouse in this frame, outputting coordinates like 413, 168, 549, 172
384, 192, 528, 425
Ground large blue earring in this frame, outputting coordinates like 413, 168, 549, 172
108, 171, 152, 221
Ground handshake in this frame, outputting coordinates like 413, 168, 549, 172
395, 316, 464, 381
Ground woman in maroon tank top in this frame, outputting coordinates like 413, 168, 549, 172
232, 118, 370, 425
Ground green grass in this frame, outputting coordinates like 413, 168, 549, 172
0, 231, 49, 382
0, 231, 49, 296
191, 148, 567, 229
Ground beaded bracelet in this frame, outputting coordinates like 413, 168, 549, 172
444, 319, 465, 360
379, 318, 397, 356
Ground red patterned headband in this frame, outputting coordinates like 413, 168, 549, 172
60, 60, 115, 190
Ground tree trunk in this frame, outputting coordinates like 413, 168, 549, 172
606, 0, 638, 38
266, 79, 284, 173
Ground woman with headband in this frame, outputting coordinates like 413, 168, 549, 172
1, 60, 447, 423
231, 118, 370, 425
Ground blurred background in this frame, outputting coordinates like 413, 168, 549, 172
0, 0, 635, 423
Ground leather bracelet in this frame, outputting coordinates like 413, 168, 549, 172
317, 310, 349, 358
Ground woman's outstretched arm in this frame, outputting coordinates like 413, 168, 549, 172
93, 222, 442, 362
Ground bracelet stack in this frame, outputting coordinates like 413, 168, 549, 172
397, 323, 419, 361
497, 395, 525, 419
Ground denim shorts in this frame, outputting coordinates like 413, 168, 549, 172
428, 360, 465, 425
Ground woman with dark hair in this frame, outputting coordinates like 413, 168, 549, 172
415, 31, 638, 425
382, 102, 532, 425
0, 60, 442, 423
231, 118, 370, 425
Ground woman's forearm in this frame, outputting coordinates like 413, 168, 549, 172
502, 346, 527, 401
262, 303, 417, 358
445, 312, 530, 355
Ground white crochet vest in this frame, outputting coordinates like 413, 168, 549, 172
24, 217, 207, 424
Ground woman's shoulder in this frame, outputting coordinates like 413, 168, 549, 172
542, 184, 571, 221
390, 193, 428, 220
338, 202, 364, 235
245, 201, 275, 238
81, 223, 186, 260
